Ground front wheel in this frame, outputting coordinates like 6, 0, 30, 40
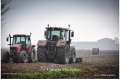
28, 48, 36, 63
20, 50, 28, 63
69, 47, 76, 63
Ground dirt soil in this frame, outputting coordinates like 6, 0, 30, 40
1, 50, 119, 79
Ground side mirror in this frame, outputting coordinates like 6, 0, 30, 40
6, 38, 9, 41
71, 31, 74, 37
32, 45, 35, 48
44, 31, 48, 39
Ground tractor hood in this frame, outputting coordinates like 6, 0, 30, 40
10, 44, 22, 53
37, 40, 47, 46
11, 44, 22, 48
56, 39, 66, 47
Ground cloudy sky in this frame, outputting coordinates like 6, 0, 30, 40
1, 0, 119, 47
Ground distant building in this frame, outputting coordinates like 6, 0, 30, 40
71, 38, 119, 50
114, 37, 119, 44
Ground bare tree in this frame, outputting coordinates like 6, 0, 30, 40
1, 0, 11, 15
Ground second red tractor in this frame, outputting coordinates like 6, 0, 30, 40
6, 33, 36, 63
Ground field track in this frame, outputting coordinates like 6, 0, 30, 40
1, 50, 119, 79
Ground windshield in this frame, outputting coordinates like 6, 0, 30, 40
12, 36, 26, 45
48, 30, 60, 41
45, 30, 66, 41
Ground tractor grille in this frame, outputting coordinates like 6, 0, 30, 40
10, 47, 19, 57
47, 41, 57, 58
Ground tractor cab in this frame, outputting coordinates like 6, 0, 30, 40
7, 34, 31, 50
44, 26, 74, 44
12, 35, 31, 49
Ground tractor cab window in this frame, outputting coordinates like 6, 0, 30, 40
16, 37, 21, 43
66, 31, 69, 41
21, 37, 26, 45
46, 30, 66, 41
12, 36, 26, 45
12, 37, 20, 44
26, 36, 31, 45
50, 30, 60, 41
46, 30, 60, 41
61, 30, 66, 40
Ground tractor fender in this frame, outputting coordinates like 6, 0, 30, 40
56, 39, 66, 47
37, 40, 47, 47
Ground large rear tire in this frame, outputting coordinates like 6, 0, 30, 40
37, 46, 47, 62
54, 45, 70, 64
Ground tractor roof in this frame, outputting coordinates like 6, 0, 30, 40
46, 27, 70, 31
13, 34, 30, 37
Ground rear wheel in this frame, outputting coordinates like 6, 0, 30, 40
54, 45, 70, 64
37, 46, 47, 62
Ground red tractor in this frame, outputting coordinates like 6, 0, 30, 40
6, 33, 36, 63
37, 25, 76, 64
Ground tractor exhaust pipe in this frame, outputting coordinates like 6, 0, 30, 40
68, 24, 70, 29
9, 34, 12, 47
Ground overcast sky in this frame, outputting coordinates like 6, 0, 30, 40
1, 0, 119, 47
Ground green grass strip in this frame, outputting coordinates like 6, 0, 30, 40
2, 67, 84, 79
